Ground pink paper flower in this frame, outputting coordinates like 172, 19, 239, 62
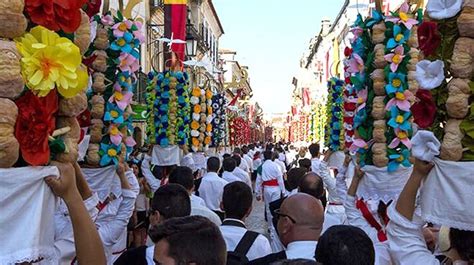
118, 53, 140, 73
109, 125, 123, 146
132, 21, 145, 43
356, 89, 368, 111
347, 54, 364, 74
349, 138, 369, 154
385, 90, 413, 112
384, 45, 405, 72
386, 2, 418, 30
109, 90, 133, 110
101, 15, 114, 26
350, 27, 363, 42
389, 128, 412, 149
125, 136, 136, 147
112, 20, 133, 37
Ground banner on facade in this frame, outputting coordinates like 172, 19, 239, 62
164, 0, 187, 61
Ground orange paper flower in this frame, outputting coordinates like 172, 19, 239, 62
192, 87, 201, 97
193, 104, 201, 113
191, 120, 199, 130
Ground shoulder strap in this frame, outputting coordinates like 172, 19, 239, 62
234, 231, 259, 256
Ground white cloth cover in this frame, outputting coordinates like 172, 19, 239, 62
420, 158, 474, 231
82, 166, 120, 202
426, 0, 463, 20
327, 151, 345, 169
0, 167, 60, 265
411, 130, 440, 162
358, 165, 413, 203
152, 145, 180, 166
77, 134, 90, 162
192, 152, 207, 170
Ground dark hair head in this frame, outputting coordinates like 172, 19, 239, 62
298, 158, 312, 171
232, 154, 242, 167
222, 157, 237, 172
150, 216, 227, 265
308, 144, 320, 158
450, 228, 474, 262
263, 150, 273, 160
222, 153, 231, 160
270, 259, 317, 265
151, 184, 191, 221
233, 147, 242, 155
207, 157, 220, 172
315, 225, 375, 265
223, 182, 253, 220
249, 144, 255, 150
168, 166, 194, 191
242, 146, 249, 154
287, 167, 308, 191
298, 172, 324, 201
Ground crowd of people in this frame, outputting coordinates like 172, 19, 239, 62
28, 142, 474, 265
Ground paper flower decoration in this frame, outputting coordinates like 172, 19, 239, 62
15, 90, 58, 166
347, 54, 364, 74
386, 73, 407, 94
387, 25, 410, 49
389, 129, 412, 149
25, 0, 87, 33
386, 90, 413, 112
15, 26, 88, 98
388, 148, 411, 172
109, 90, 133, 110
411, 89, 436, 129
356, 89, 368, 111
386, 2, 418, 30
109, 125, 123, 146
387, 106, 411, 131
118, 53, 140, 73
349, 138, 369, 155
99, 143, 120, 166
84, 0, 102, 18
104, 103, 124, 124
426, 0, 463, 20
417, 21, 441, 57
384, 45, 405, 72
415, 60, 445, 90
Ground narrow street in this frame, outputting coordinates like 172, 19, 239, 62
246, 196, 268, 237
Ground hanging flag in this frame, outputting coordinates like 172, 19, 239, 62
302, 88, 311, 107
164, 0, 187, 61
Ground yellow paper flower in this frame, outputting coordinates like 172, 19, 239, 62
205, 89, 213, 99
204, 136, 211, 145
15, 26, 88, 98
192, 87, 201, 97
193, 105, 201, 113
191, 121, 199, 130
206, 124, 212, 132
192, 137, 200, 147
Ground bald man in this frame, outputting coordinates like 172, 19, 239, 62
249, 193, 324, 264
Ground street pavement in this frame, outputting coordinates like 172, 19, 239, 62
245, 196, 268, 237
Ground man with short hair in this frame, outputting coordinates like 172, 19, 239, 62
220, 182, 272, 262
168, 166, 221, 226
114, 184, 191, 265
232, 155, 252, 188
315, 225, 375, 265
151, 216, 227, 265
249, 193, 324, 264
198, 157, 228, 220
242, 146, 254, 172
222, 157, 242, 183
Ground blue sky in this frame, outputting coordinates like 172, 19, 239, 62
213, 0, 345, 114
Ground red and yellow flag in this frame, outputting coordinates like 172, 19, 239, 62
164, 0, 188, 61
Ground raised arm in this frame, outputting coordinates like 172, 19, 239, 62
141, 154, 160, 193
45, 162, 106, 265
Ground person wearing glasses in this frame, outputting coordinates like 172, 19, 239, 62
249, 193, 324, 264
114, 184, 191, 265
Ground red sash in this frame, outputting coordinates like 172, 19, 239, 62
263, 179, 279, 186
356, 199, 389, 242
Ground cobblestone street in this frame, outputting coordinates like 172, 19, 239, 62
245, 196, 268, 237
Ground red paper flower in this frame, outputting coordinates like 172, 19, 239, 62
344, 47, 353, 57
15, 91, 58, 166
417, 21, 441, 57
411, 90, 436, 129
83, 0, 102, 18
25, 0, 87, 33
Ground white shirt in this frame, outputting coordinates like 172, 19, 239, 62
190, 194, 206, 208
255, 160, 286, 198
312, 159, 340, 203
387, 205, 440, 265
219, 219, 272, 261
233, 167, 252, 188
243, 154, 253, 172
275, 159, 287, 175
222, 171, 243, 183
285, 241, 318, 260
191, 204, 222, 226
239, 159, 251, 173
253, 158, 262, 171
198, 172, 229, 211
146, 245, 154, 265
141, 154, 160, 193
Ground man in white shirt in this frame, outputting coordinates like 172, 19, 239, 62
198, 157, 228, 220
222, 157, 243, 183
273, 152, 287, 177
168, 166, 221, 226
114, 184, 191, 265
249, 193, 323, 264
220, 182, 272, 262
141, 153, 160, 193
242, 146, 254, 173
232, 155, 252, 188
